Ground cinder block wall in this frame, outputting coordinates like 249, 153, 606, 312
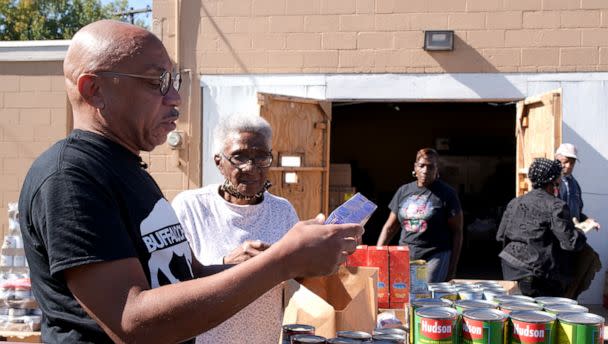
0, 62, 68, 238
154, 0, 608, 74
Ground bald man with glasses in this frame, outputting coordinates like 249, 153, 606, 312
18, 20, 362, 344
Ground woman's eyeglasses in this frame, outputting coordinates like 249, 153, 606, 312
221, 152, 273, 169
96, 70, 182, 95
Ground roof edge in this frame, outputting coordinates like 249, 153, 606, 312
0, 40, 70, 62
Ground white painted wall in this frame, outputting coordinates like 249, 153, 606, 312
201, 73, 608, 303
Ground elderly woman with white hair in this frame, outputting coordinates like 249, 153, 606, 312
172, 114, 298, 344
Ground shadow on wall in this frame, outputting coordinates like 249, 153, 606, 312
562, 123, 608, 304
426, 34, 524, 99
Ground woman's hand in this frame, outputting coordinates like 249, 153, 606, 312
223, 240, 271, 264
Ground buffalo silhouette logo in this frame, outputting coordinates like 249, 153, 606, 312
140, 199, 193, 287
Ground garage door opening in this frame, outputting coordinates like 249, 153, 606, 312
330, 101, 516, 280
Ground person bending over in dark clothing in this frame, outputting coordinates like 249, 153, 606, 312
496, 158, 589, 297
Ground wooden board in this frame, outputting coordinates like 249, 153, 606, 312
515, 89, 562, 196
258, 93, 331, 219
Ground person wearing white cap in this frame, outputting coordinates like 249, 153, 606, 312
555, 143, 600, 230
555, 143, 601, 300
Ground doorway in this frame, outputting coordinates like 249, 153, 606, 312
330, 101, 516, 279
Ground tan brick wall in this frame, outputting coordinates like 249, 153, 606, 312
149, 0, 202, 199
0, 62, 67, 239
153, 0, 608, 73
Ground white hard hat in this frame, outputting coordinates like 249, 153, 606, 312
555, 143, 578, 160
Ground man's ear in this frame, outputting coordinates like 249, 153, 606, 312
214, 154, 221, 167
77, 74, 105, 109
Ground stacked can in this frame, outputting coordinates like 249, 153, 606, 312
461, 308, 508, 344
557, 312, 604, 344
374, 327, 407, 343
291, 334, 327, 343
414, 307, 459, 344
336, 330, 372, 342
408, 298, 452, 344
543, 303, 588, 316
500, 302, 543, 315
509, 310, 556, 344
282, 324, 315, 344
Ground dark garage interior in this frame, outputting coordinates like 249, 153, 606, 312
330, 101, 517, 279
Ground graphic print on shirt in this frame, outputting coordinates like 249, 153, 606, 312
398, 194, 434, 233
140, 199, 193, 288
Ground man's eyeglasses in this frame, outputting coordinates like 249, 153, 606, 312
221, 152, 273, 169
96, 70, 182, 96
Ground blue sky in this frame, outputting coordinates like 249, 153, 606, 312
101, 0, 152, 26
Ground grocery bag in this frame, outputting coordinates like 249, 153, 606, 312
282, 266, 378, 339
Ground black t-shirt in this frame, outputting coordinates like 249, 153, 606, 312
19, 130, 195, 343
389, 179, 461, 260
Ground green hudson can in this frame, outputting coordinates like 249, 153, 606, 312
499, 301, 543, 315
409, 298, 453, 344
534, 296, 577, 307
509, 310, 556, 344
543, 304, 588, 316
415, 306, 458, 344
557, 312, 604, 344
461, 308, 507, 344
454, 300, 497, 314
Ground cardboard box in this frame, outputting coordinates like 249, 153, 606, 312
449, 279, 520, 295
389, 246, 410, 304
368, 246, 389, 306
330, 163, 352, 186
346, 245, 369, 267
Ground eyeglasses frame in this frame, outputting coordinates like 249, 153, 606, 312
95, 70, 182, 95
221, 152, 273, 169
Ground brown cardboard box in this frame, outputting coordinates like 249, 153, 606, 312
330, 164, 352, 186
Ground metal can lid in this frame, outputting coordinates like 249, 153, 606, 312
433, 287, 457, 293
372, 333, 406, 341
336, 330, 372, 340
283, 324, 316, 334
291, 334, 327, 343
326, 338, 361, 343
494, 294, 535, 303
412, 298, 452, 308
510, 310, 556, 322
463, 308, 508, 322
455, 299, 497, 310
534, 296, 577, 306
373, 328, 407, 336
501, 301, 543, 311
372, 333, 405, 341
416, 306, 458, 319
558, 312, 605, 324
544, 304, 588, 314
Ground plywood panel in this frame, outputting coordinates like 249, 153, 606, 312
259, 93, 331, 219
515, 89, 562, 196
